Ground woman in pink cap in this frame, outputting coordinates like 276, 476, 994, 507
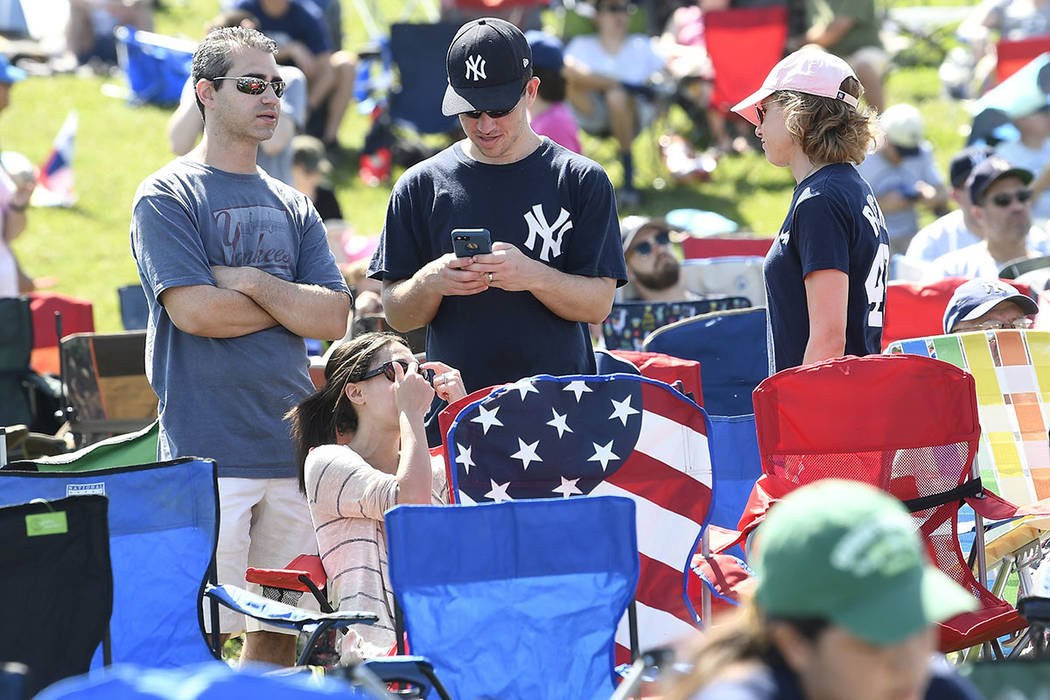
732, 49, 889, 373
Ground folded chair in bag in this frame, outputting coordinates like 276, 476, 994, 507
644, 306, 767, 416
0, 458, 220, 668
442, 374, 749, 660
742, 354, 1034, 656
59, 331, 157, 446
384, 496, 639, 700
0, 495, 112, 697
887, 330, 1050, 615
680, 235, 774, 261
0, 296, 34, 428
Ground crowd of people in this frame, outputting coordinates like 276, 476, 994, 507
9, 0, 1050, 696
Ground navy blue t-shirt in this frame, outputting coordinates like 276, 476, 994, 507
763, 163, 889, 373
234, 0, 330, 55
368, 138, 627, 393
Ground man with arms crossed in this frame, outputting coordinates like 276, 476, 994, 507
130, 27, 351, 665
368, 18, 627, 394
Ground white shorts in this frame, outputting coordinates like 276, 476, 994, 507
205, 476, 319, 635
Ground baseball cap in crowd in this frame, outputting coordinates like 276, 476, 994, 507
943, 279, 1038, 334
880, 103, 924, 157
948, 145, 993, 190
525, 30, 564, 72
967, 155, 1034, 205
442, 18, 532, 117
620, 215, 684, 251
731, 48, 859, 126
0, 55, 25, 85
753, 479, 977, 645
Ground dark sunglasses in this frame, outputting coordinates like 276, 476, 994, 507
631, 230, 672, 256
211, 76, 287, 98
360, 359, 435, 384
461, 86, 527, 120
990, 189, 1033, 207
599, 4, 630, 12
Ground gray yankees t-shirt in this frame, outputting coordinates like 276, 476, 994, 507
130, 158, 348, 478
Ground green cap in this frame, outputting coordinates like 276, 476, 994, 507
754, 479, 978, 645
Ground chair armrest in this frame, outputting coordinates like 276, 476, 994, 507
203, 583, 376, 633
356, 656, 453, 700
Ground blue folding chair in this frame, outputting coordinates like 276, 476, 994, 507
387, 23, 461, 135
644, 306, 767, 416
0, 458, 220, 668
113, 27, 196, 106
385, 497, 639, 700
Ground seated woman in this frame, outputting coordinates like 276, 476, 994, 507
287, 331, 466, 662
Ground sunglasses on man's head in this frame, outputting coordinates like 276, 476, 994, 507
989, 189, 1033, 208
360, 359, 435, 384
630, 230, 672, 256
461, 86, 527, 120
211, 76, 287, 98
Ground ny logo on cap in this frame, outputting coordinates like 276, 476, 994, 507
465, 55, 487, 81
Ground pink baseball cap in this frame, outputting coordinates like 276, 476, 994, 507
731, 48, 860, 126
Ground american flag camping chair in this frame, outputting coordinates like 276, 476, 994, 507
443, 373, 741, 663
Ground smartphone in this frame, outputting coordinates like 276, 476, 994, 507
452, 228, 492, 258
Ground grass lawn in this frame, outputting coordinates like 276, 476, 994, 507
8, 0, 973, 331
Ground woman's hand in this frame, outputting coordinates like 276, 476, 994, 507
391, 360, 435, 417
422, 361, 467, 403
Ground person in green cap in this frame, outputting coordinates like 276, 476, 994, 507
666, 479, 981, 700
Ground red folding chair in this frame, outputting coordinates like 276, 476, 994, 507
28, 292, 94, 376
995, 37, 1050, 84
681, 236, 774, 260
883, 278, 1032, 351
703, 6, 788, 115
745, 354, 1035, 656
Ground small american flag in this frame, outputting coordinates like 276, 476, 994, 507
446, 374, 713, 660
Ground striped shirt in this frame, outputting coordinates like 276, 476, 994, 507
304, 443, 447, 659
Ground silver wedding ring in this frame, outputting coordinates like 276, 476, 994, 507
487, 272, 494, 284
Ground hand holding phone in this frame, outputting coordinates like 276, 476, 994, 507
451, 228, 492, 258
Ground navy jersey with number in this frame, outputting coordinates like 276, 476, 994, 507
763, 163, 889, 373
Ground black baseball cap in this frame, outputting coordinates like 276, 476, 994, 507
442, 18, 532, 117
948, 145, 993, 190
967, 156, 1034, 205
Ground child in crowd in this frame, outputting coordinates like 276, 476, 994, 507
525, 31, 583, 154
286, 332, 465, 662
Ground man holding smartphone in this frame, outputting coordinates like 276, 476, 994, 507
368, 17, 627, 394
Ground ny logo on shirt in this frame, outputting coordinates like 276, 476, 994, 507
465, 55, 486, 81
523, 204, 573, 262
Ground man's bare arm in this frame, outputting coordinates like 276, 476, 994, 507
212, 265, 350, 340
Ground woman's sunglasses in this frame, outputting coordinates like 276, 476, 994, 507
630, 230, 672, 256
989, 189, 1033, 208
360, 359, 435, 384
211, 76, 287, 98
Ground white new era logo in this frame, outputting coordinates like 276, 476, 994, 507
465, 55, 486, 81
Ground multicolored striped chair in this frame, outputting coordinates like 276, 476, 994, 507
887, 329, 1050, 652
